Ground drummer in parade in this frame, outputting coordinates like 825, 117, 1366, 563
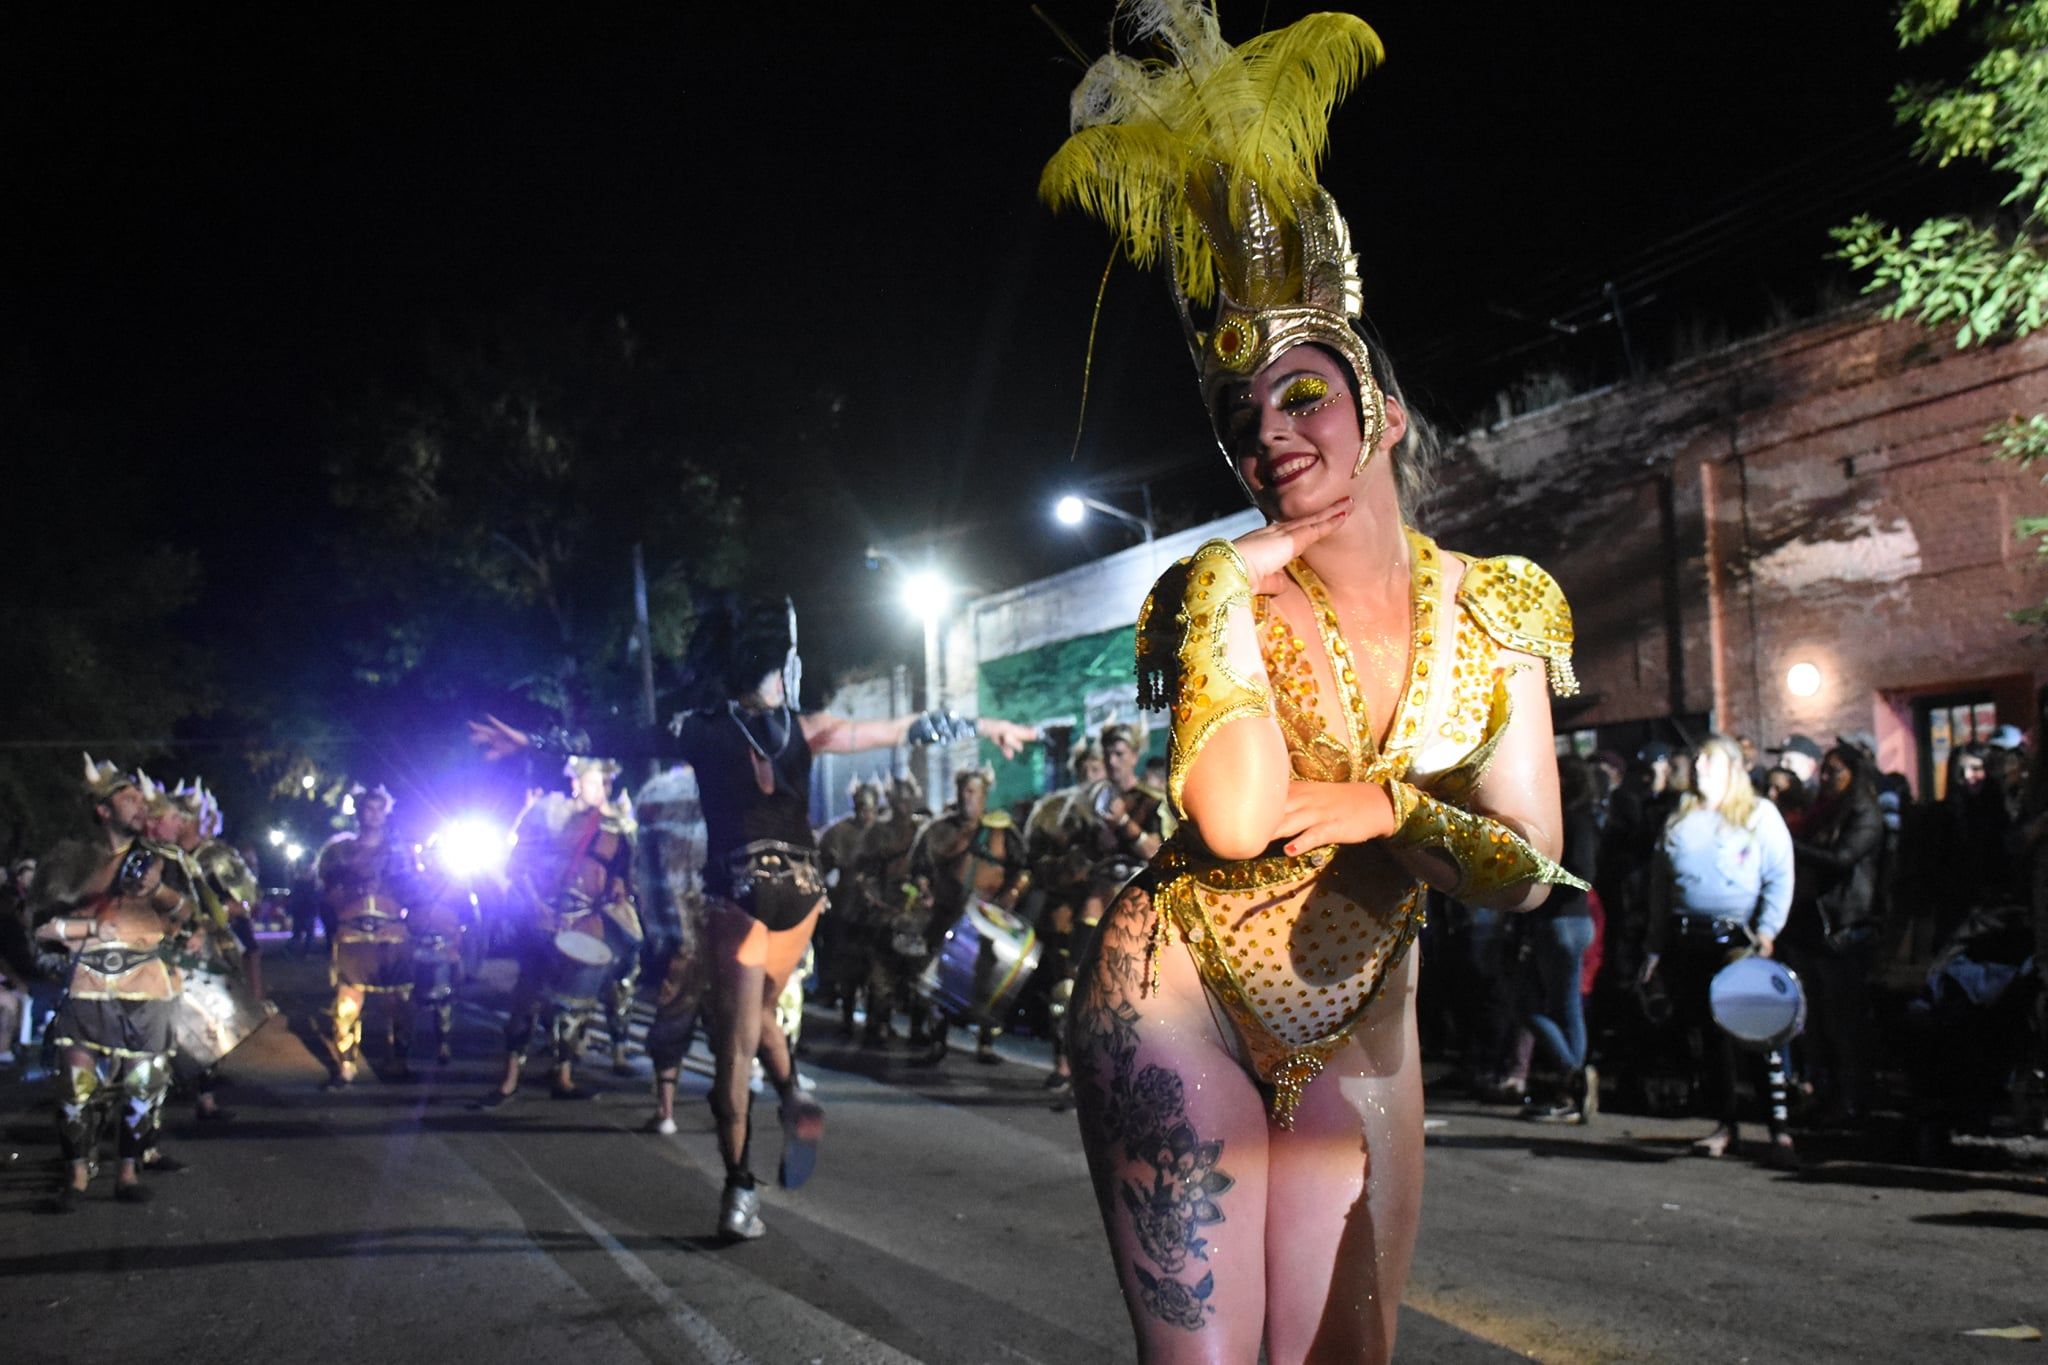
481, 755, 639, 1106
146, 775, 265, 1129
315, 783, 420, 1085
908, 768, 1032, 1066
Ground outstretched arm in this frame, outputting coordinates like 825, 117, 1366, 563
800, 711, 1037, 758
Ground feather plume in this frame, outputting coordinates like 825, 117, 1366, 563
1040, 2, 1383, 306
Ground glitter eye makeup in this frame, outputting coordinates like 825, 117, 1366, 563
1279, 375, 1330, 407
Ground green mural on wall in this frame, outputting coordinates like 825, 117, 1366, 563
976, 624, 1165, 810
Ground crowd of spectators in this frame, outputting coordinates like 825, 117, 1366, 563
1419, 685, 2048, 1165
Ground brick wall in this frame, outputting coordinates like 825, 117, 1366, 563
1423, 311, 2048, 790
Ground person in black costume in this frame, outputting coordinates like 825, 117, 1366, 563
470, 596, 1034, 1241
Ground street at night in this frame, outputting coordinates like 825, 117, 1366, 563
3, 946, 2041, 1364
6, 1, 2048, 1361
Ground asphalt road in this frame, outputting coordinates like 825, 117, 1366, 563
0, 944, 2041, 1364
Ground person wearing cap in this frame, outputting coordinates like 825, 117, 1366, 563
1773, 735, 1824, 792
481, 756, 638, 1106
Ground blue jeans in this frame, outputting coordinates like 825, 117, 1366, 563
1524, 915, 1594, 1074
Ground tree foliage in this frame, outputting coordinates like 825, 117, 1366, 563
0, 409, 215, 852
324, 310, 745, 729
1834, 0, 2048, 624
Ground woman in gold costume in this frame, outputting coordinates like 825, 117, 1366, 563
1041, 5, 1586, 1359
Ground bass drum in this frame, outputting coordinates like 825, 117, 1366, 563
172, 931, 276, 1072
1710, 956, 1807, 1048
920, 897, 1042, 1025
544, 927, 615, 1009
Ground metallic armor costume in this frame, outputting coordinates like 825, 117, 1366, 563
911, 804, 1032, 1049
316, 828, 419, 1070
503, 791, 640, 1070
35, 829, 187, 1170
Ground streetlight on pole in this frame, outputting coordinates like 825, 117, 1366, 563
1053, 492, 1155, 543
867, 547, 959, 797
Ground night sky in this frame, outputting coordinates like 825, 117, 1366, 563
10, 1, 1952, 703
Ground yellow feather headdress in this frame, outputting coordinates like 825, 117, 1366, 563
1040, 2, 1389, 464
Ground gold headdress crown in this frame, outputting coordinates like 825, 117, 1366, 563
1040, 1, 1388, 468
82, 752, 139, 805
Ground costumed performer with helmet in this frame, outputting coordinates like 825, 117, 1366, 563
1040, 5, 1585, 1359
29, 757, 193, 1207
469, 594, 1036, 1241
481, 753, 640, 1105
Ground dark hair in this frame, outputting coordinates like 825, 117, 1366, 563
1099, 723, 1137, 752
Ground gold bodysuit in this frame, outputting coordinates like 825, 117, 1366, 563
1136, 528, 1582, 1123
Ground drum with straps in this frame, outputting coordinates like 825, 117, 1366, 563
920, 896, 1042, 1025
1709, 956, 1807, 1048
544, 907, 616, 1009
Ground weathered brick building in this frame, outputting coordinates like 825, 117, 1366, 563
1425, 311, 2048, 794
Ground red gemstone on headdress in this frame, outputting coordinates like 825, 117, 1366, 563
1218, 330, 1239, 355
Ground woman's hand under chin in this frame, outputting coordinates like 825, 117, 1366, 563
1276, 779, 1395, 855
1233, 497, 1352, 595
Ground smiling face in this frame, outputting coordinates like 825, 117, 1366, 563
1219, 343, 1406, 522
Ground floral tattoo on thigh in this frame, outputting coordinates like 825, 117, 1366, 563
1070, 889, 1234, 1332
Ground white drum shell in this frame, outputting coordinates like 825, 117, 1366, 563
1709, 956, 1806, 1047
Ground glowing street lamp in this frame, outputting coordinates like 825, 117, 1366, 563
284, 842, 306, 864
1052, 491, 1154, 543
901, 569, 955, 624
300, 774, 316, 791
1786, 661, 1822, 698
268, 828, 286, 847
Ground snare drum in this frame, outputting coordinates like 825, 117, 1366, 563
544, 930, 615, 1008
920, 897, 1041, 1024
1709, 956, 1807, 1047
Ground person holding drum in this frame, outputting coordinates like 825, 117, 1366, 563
1641, 734, 1797, 1166
469, 596, 1035, 1242
315, 783, 420, 1085
151, 777, 266, 1129
483, 755, 639, 1105
1041, 6, 1585, 1356
909, 768, 1032, 1066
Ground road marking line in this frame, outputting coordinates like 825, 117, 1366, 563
506, 1150, 756, 1365
504, 1145, 929, 1365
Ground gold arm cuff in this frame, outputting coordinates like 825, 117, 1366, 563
1164, 540, 1274, 818
1384, 780, 1589, 900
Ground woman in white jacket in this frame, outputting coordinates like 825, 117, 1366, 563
1642, 735, 1798, 1167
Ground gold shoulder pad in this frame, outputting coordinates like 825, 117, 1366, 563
979, 810, 1015, 831
1456, 554, 1579, 697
